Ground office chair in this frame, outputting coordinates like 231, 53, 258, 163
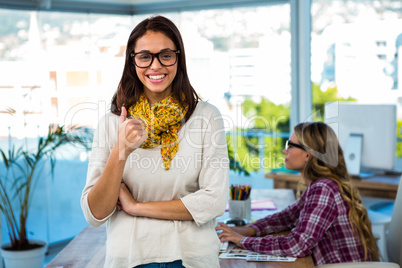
316, 175, 402, 268
384, 175, 402, 265
366, 174, 402, 265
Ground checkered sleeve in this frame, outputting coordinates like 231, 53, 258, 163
240, 182, 338, 258
247, 194, 305, 236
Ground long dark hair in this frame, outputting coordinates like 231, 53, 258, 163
111, 15, 199, 121
294, 122, 379, 261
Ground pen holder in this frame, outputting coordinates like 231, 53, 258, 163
228, 198, 251, 223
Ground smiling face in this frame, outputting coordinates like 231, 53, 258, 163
134, 31, 178, 104
282, 132, 309, 173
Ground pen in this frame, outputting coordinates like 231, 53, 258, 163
230, 184, 252, 200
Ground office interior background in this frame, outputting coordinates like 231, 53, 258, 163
0, 0, 401, 263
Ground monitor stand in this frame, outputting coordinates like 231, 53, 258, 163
344, 133, 363, 177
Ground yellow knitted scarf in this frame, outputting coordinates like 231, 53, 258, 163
128, 93, 188, 170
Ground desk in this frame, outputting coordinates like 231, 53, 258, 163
266, 173, 400, 199
47, 189, 314, 268
46, 224, 314, 268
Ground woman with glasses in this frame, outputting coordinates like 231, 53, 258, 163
216, 122, 379, 265
81, 15, 229, 268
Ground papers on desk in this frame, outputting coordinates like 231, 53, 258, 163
250, 200, 277, 210
219, 246, 296, 262
225, 199, 277, 211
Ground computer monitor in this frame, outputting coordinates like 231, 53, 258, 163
324, 102, 397, 176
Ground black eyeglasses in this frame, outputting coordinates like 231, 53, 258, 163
130, 50, 180, 68
285, 140, 306, 151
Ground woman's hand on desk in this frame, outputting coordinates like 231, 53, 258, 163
215, 222, 256, 247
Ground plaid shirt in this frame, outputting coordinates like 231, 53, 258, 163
241, 178, 369, 265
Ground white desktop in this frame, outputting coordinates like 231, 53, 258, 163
325, 102, 397, 176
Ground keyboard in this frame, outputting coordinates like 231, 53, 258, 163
219, 241, 229, 252
216, 223, 233, 253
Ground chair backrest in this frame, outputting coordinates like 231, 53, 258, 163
387, 175, 402, 265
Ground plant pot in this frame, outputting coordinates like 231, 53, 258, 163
1, 240, 48, 268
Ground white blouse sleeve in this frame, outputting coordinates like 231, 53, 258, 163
180, 103, 229, 226
80, 113, 118, 227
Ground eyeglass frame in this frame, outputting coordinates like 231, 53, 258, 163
130, 50, 180, 68
285, 140, 306, 151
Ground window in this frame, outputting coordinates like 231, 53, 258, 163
0, 9, 136, 246
179, 5, 291, 174
311, 0, 402, 158
0, 3, 291, 246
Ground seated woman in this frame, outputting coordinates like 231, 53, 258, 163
216, 122, 380, 265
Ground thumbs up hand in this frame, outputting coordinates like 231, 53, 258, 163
117, 106, 147, 159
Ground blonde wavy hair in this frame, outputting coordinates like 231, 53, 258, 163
294, 122, 379, 261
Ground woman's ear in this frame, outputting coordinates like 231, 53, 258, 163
306, 150, 314, 162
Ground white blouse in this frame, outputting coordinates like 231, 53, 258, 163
81, 101, 229, 268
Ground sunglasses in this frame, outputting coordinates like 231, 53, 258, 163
285, 140, 306, 151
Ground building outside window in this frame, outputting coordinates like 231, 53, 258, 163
311, 0, 402, 159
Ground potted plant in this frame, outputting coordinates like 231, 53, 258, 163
0, 124, 91, 268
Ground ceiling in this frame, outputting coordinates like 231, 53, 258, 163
0, 0, 286, 15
